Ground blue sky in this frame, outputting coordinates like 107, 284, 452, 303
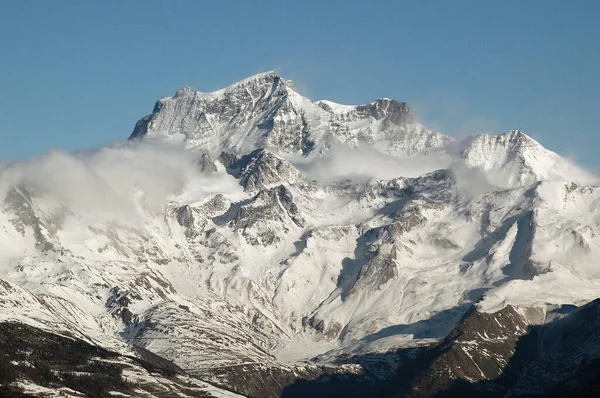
1, 1, 599, 168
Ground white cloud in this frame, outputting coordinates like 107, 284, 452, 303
284, 142, 454, 184
0, 141, 243, 225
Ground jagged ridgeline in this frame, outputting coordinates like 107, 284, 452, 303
1, 72, 599, 397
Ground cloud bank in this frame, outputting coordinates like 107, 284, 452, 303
284, 143, 454, 184
0, 141, 243, 225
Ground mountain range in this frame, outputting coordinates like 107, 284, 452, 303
1, 71, 600, 397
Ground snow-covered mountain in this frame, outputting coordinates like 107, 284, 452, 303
130, 71, 451, 157
1, 72, 600, 397
458, 129, 595, 188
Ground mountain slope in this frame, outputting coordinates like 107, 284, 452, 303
389, 299, 600, 398
0, 321, 242, 398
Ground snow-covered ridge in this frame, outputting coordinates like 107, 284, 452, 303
130, 71, 453, 157
172, 71, 280, 99
315, 99, 358, 113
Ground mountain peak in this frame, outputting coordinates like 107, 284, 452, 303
130, 72, 451, 156
226, 70, 279, 87
172, 71, 281, 100
457, 129, 589, 188
504, 129, 526, 137
460, 130, 542, 154
174, 86, 196, 97
221, 148, 305, 191
367, 97, 413, 123
498, 129, 537, 144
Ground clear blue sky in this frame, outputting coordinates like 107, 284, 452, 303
1, 1, 599, 167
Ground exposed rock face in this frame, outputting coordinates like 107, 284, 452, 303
198, 152, 219, 173
227, 185, 305, 246
388, 300, 600, 398
175, 194, 230, 238
222, 148, 306, 191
